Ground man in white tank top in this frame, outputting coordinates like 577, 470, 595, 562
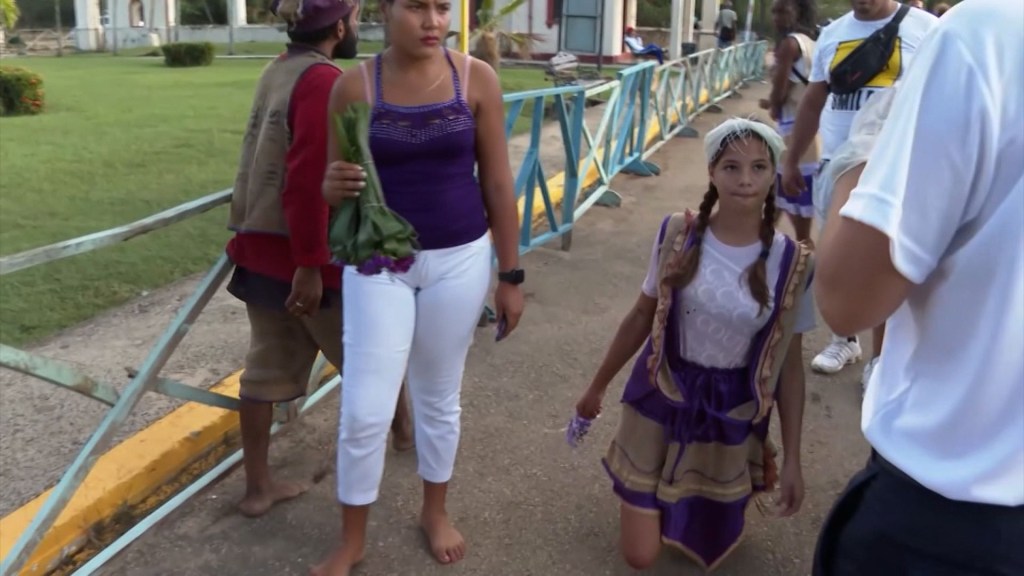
761, 0, 822, 248
812, 1, 1024, 573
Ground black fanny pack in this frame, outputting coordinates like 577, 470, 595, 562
828, 5, 909, 95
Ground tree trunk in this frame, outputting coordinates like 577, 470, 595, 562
475, 31, 500, 72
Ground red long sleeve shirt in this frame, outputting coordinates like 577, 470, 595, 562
226, 57, 342, 291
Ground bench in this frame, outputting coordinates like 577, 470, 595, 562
544, 51, 604, 88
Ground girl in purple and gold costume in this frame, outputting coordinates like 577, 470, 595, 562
576, 117, 814, 571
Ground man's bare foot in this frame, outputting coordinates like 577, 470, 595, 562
238, 481, 307, 518
309, 544, 364, 576
420, 513, 466, 564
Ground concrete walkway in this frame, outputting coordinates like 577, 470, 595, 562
0, 87, 611, 518
94, 84, 873, 576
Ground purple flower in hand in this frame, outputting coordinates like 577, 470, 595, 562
355, 253, 393, 275
391, 255, 416, 274
566, 414, 593, 448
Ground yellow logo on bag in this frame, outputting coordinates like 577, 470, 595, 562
830, 37, 903, 89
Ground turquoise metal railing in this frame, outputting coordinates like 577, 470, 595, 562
0, 40, 766, 576
498, 41, 766, 256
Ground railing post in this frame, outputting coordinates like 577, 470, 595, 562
0, 255, 233, 576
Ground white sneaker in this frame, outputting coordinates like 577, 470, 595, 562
811, 336, 863, 374
861, 356, 880, 394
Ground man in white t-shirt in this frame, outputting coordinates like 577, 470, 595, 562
715, 2, 739, 48
811, 0, 1024, 573
780, 0, 936, 385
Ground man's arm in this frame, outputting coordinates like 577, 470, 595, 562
768, 37, 800, 118
282, 64, 341, 269
815, 31, 987, 335
784, 82, 828, 167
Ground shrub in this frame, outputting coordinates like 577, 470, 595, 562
161, 42, 215, 68
0, 66, 45, 117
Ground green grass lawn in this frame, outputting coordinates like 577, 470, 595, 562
0, 55, 552, 345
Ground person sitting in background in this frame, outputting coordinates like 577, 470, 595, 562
624, 27, 666, 64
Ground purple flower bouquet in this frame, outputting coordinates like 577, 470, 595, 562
328, 102, 420, 276
566, 414, 593, 448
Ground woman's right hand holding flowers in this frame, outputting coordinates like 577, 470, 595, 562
322, 160, 366, 207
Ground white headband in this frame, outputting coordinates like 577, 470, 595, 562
704, 117, 786, 165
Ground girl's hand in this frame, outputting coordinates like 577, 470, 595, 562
776, 460, 805, 517
575, 386, 605, 420
322, 160, 366, 207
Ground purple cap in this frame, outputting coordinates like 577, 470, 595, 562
271, 0, 354, 34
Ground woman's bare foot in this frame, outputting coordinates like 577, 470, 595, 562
238, 481, 307, 518
310, 543, 364, 576
420, 513, 466, 564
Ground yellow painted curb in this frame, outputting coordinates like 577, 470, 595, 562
515, 83, 729, 223
0, 375, 243, 575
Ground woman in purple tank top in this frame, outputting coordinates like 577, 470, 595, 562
314, 1, 524, 574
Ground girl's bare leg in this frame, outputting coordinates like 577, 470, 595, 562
619, 503, 663, 570
310, 505, 369, 576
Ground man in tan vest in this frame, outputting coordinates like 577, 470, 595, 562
225, 0, 412, 518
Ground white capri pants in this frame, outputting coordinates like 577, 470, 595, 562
337, 232, 492, 506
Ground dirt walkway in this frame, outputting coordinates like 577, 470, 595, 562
0, 95, 608, 516
94, 83, 873, 576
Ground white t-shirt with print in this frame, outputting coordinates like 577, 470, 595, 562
810, 5, 937, 158
641, 227, 816, 370
839, 0, 1024, 506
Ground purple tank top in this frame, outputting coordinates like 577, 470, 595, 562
364, 49, 489, 250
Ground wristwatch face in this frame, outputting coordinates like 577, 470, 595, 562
499, 269, 524, 284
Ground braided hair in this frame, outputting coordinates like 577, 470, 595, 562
665, 128, 779, 314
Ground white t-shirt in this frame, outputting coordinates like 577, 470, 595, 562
839, 0, 1024, 507
810, 5, 937, 158
717, 9, 738, 30
624, 35, 644, 53
641, 227, 816, 369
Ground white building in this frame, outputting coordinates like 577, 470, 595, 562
73, 0, 713, 61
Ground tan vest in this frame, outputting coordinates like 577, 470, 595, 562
228, 49, 340, 235
647, 211, 814, 424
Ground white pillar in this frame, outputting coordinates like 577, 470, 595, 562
702, 0, 719, 49
74, 0, 103, 51
625, 0, 637, 29
669, 0, 682, 60
743, 0, 754, 41
228, 0, 247, 27
682, 0, 695, 43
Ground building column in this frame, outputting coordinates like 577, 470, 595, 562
74, 0, 102, 51
682, 0, 695, 43
669, 0, 682, 60
228, 0, 247, 27
702, 0, 719, 44
625, 0, 637, 29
